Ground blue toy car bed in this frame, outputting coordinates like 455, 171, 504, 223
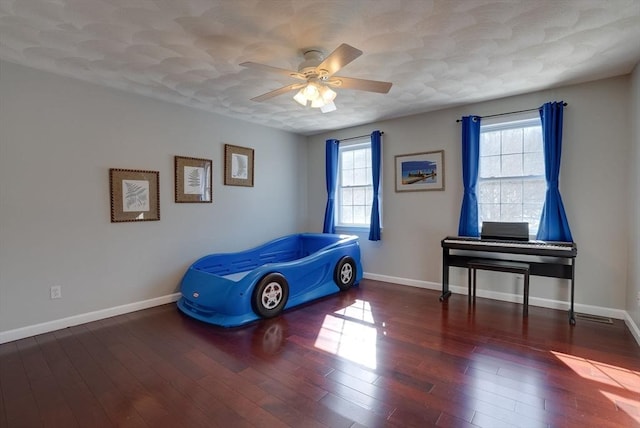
177, 233, 363, 327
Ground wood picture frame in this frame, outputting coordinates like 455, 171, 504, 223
109, 168, 160, 222
224, 144, 254, 187
395, 150, 445, 192
174, 156, 212, 203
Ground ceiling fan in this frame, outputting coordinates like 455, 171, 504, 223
240, 44, 392, 113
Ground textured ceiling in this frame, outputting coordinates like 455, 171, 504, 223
1, 0, 639, 135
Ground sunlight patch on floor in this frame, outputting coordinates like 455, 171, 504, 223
333, 298, 376, 324
552, 350, 640, 423
314, 299, 377, 369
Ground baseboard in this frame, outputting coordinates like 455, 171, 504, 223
624, 312, 640, 346
364, 272, 443, 291
0, 293, 181, 344
363, 272, 629, 321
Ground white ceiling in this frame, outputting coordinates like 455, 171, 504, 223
1, 0, 639, 136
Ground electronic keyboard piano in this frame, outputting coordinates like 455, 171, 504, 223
440, 236, 578, 324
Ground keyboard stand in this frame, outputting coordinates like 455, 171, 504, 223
441, 237, 577, 325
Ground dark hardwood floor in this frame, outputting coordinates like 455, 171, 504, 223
1, 279, 639, 428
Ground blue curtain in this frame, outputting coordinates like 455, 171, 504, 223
458, 116, 482, 236
369, 130, 382, 240
536, 102, 573, 242
323, 139, 340, 233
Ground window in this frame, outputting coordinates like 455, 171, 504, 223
336, 140, 378, 229
478, 115, 545, 235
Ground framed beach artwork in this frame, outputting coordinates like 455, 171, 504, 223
174, 156, 212, 203
224, 144, 254, 187
395, 150, 445, 192
109, 168, 160, 222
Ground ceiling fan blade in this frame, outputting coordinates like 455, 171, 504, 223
240, 62, 306, 80
316, 43, 362, 77
250, 83, 305, 102
328, 76, 392, 93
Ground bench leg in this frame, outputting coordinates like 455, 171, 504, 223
467, 268, 477, 303
468, 268, 472, 303
523, 273, 529, 317
473, 269, 476, 301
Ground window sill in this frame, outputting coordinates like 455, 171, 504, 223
335, 225, 383, 235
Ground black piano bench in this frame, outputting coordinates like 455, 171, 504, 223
467, 259, 531, 316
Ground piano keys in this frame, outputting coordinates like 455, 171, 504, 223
440, 236, 578, 324
443, 236, 576, 257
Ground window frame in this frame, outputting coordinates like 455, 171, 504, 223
335, 138, 381, 232
477, 113, 545, 236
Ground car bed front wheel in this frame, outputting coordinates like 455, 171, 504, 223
252, 273, 289, 318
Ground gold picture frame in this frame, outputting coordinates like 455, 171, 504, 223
109, 168, 160, 222
224, 144, 254, 187
174, 156, 212, 203
395, 150, 445, 192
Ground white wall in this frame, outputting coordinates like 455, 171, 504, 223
306, 76, 632, 314
628, 63, 640, 328
0, 61, 306, 335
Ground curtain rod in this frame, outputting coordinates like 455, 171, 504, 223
455, 102, 568, 123
339, 131, 384, 142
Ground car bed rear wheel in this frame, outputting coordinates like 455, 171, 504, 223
252, 273, 289, 318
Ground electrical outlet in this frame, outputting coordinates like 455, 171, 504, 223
50, 285, 62, 299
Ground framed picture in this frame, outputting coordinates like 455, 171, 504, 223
174, 156, 212, 203
395, 150, 445, 192
224, 144, 254, 187
109, 168, 160, 222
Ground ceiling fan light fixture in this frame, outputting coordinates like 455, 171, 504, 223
302, 82, 320, 100
320, 101, 336, 113
320, 85, 337, 102
295, 82, 335, 109
293, 89, 308, 106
